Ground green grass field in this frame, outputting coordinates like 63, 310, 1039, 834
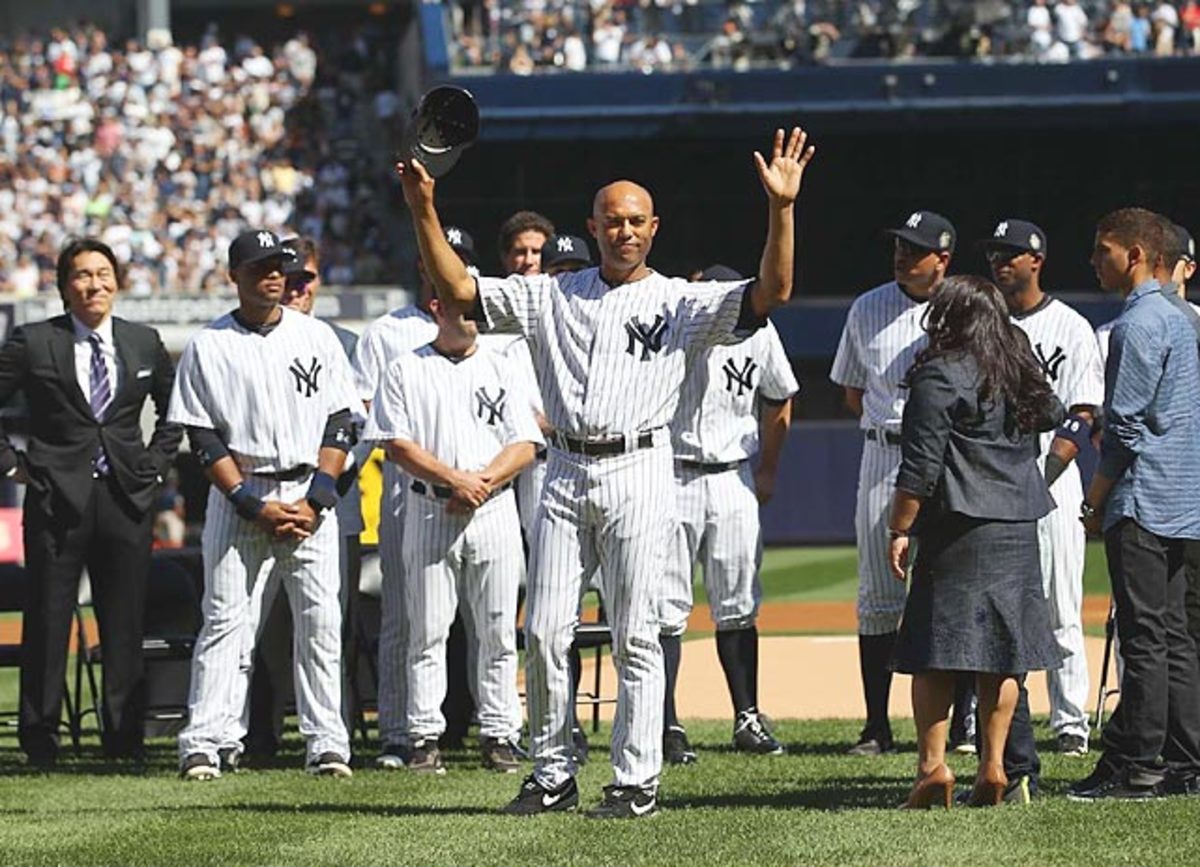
0, 543, 1130, 865
0, 719, 1194, 866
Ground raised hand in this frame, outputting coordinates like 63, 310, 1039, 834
395, 157, 436, 212
753, 127, 816, 207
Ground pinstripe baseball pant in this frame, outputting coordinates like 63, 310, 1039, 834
178, 476, 349, 765
526, 440, 674, 790
854, 439, 908, 636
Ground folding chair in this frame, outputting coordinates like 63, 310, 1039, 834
74, 553, 203, 738
1093, 598, 1120, 730
0, 563, 79, 749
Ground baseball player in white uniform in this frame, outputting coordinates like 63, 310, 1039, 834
983, 219, 1104, 756
831, 210, 954, 756
170, 229, 362, 780
365, 298, 541, 775
659, 265, 800, 765
350, 228, 473, 768
397, 126, 816, 818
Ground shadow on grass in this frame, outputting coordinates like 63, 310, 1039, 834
0, 801, 506, 818
668, 775, 911, 811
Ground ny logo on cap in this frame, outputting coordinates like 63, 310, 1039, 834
994, 222, 1009, 238
556, 237, 574, 253
257, 231, 276, 248
906, 213, 923, 229
446, 228, 463, 245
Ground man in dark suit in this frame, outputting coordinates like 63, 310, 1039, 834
0, 238, 182, 766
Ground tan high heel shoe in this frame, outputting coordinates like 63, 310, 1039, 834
901, 763, 956, 809
965, 766, 1007, 807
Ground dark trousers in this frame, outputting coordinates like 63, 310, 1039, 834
1182, 541, 1200, 656
20, 476, 151, 760
1003, 678, 1040, 786
1100, 519, 1200, 778
247, 535, 362, 753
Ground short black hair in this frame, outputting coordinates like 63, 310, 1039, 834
497, 211, 555, 260
56, 237, 121, 297
1095, 207, 1167, 267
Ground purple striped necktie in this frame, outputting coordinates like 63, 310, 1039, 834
88, 333, 111, 475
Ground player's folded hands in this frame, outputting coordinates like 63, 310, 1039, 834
449, 470, 491, 509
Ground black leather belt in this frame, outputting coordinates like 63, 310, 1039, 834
678, 459, 746, 474
252, 465, 314, 482
551, 430, 656, 457
865, 429, 902, 446
410, 480, 512, 500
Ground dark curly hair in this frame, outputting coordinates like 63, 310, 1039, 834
911, 274, 1055, 433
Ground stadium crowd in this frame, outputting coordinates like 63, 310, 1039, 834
0, 23, 395, 296
447, 0, 1200, 73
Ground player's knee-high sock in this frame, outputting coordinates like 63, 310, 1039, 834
568, 643, 583, 730
858, 632, 897, 741
660, 634, 682, 730
715, 627, 758, 716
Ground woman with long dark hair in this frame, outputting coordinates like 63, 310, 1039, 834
887, 275, 1064, 808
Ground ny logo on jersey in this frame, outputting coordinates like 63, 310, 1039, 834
289, 357, 322, 397
1034, 343, 1067, 382
475, 386, 507, 425
723, 357, 758, 397
624, 315, 668, 361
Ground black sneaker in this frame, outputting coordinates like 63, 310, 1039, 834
733, 710, 784, 755
1066, 756, 1120, 799
954, 773, 1035, 806
663, 726, 698, 765
847, 728, 893, 756
586, 784, 659, 819
217, 747, 241, 774
1159, 770, 1200, 796
481, 737, 522, 774
502, 774, 579, 815
571, 727, 589, 766
180, 753, 221, 781
406, 739, 446, 775
1068, 763, 1159, 801
375, 742, 410, 770
307, 752, 353, 778
1056, 733, 1089, 757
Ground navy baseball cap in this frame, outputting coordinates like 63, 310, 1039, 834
885, 210, 956, 253
1171, 223, 1196, 265
279, 238, 317, 279
541, 234, 592, 270
698, 264, 744, 281
977, 219, 1047, 256
229, 229, 288, 270
443, 225, 476, 265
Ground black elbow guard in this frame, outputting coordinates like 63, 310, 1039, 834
188, 426, 231, 467
322, 409, 355, 451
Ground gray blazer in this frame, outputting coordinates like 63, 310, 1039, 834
896, 353, 1062, 524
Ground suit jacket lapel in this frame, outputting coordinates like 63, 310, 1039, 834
50, 315, 93, 418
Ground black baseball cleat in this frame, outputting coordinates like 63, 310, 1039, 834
733, 710, 785, 755
307, 752, 353, 778
180, 753, 221, 781
217, 747, 241, 774
375, 742, 411, 770
502, 774, 579, 815
663, 726, 697, 765
406, 739, 445, 775
481, 737, 522, 774
586, 784, 659, 819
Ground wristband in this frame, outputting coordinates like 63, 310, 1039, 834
1053, 413, 1094, 454
306, 470, 339, 512
227, 483, 265, 522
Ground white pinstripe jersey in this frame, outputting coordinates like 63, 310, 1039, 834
363, 342, 544, 469
1011, 296, 1105, 455
476, 268, 755, 437
671, 320, 800, 463
1096, 300, 1200, 364
168, 307, 361, 474
830, 281, 929, 433
351, 305, 438, 403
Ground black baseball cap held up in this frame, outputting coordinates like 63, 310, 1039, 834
398, 85, 480, 179
976, 219, 1048, 257
229, 229, 289, 270
885, 210, 956, 253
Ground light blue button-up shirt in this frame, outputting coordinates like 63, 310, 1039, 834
1099, 279, 1200, 537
